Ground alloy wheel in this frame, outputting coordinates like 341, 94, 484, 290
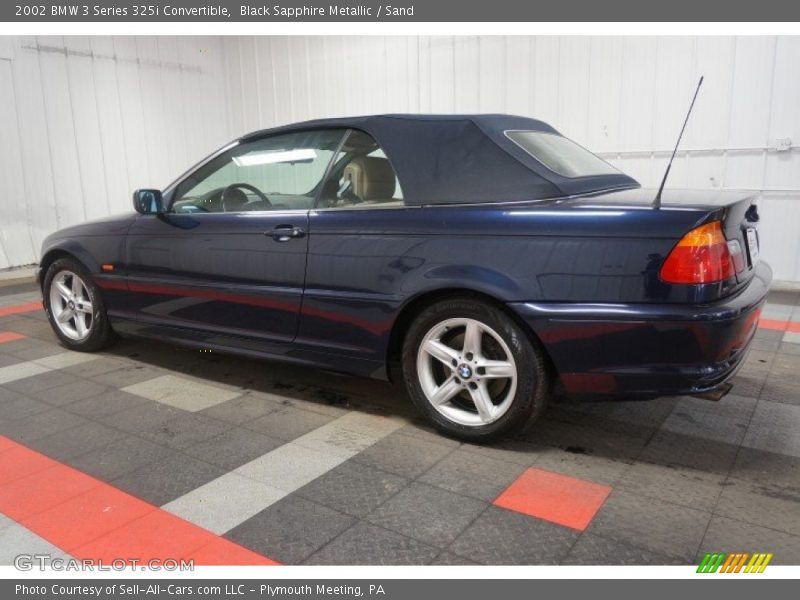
416, 317, 518, 427
49, 270, 94, 341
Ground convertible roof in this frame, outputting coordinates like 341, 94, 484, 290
240, 114, 640, 205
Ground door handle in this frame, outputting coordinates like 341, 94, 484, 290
269, 225, 306, 242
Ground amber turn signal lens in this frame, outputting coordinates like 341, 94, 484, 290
660, 221, 736, 284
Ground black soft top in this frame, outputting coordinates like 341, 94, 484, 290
240, 114, 640, 205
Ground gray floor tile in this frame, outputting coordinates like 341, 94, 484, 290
699, 516, 800, 565
243, 406, 335, 441
751, 336, 782, 353
460, 438, 543, 466
766, 290, 800, 306
394, 421, 461, 447
563, 533, 687, 565
779, 341, 800, 356
199, 392, 281, 425
6, 338, 65, 360
556, 398, 677, 430
111, 452, 226, 506
0, 389, 51, 422
30, 378, 110, 406
714, 478, 800, 537
616, 462, 725, 511
305, 521, 439, 565
227, 495, 356, 564
30, 420, 123, 461
183, 428, 282, 471
531, 446, 632, 486
760, 379, 800, 406
449, 506, 578, 565
431, 551, 480, 565
67, 434, 176, 481
297, 460, 408, 518
730, 446, 800, 489
96, 401, 183, 434
2, 407, 87, 444
367, 482, 485, 547
64, 388, 150, 419
529, 417, 649, 461
0, 353, 23, 368
60, 356, 130, 378
639, 430, 740, 474
3, 369, 81, 395
352, 430, 455, 479
89, 364, 168, 388
419, 448, 526, 502
661, 405, 750, 445
586, 489, 711, 561
137, 412, 233, 450
743, 400, 800, 458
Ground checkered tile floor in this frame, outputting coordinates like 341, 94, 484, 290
1, 278, 799, 566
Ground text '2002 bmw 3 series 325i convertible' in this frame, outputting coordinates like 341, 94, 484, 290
39, 114, 771, 441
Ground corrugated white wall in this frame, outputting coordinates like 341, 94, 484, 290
0, 35, 231, 270
222, 36, 800, 284
2, 35, 799, 284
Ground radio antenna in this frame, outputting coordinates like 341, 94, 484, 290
653, 76, 704, 209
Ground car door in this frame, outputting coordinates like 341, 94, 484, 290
122, 128, 347, 346
296, 129, 414, 368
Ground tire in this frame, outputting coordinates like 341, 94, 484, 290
43, 257, 115, 352
402, 296, 549, 442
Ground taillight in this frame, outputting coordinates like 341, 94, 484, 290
660, 221, 737, 284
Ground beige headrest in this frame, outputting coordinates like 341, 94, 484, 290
343, 157, 396, 201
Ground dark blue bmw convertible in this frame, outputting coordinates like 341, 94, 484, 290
38, 114, 771, 440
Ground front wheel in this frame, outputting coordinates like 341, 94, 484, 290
402, 297, 549, 442
43, 258, 115, 352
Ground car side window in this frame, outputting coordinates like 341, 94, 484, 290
317, 130, 405, 209
171, 129, 346, 213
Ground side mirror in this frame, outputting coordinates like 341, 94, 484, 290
133, 189, 165, 215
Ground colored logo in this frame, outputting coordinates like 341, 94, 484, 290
697, 552, 773, 573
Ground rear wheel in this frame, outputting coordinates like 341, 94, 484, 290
43, 258, 115, 352
402, 296, 549, 441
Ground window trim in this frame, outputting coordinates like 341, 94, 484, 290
504, 129, 623, 180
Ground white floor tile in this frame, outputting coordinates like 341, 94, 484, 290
122, 374, 240, 412
163, 473, 287, 535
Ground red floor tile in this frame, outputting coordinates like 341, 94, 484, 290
759, 319, 800, 333
0, 435, 278, 566
759, 319, 789, 331
493, 467, 612, 531
0, 301, 42, 318
72, 510, 216, 564
0, 445, 57, 485
0, 331, 26, 344
0, 437, 16, 454
21, 485, 156, 552
0, 464, 101, 521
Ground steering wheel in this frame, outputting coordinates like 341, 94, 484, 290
220, 183, 271, 212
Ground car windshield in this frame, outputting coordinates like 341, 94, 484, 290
506, 130, 621, 179
172, 129, 345, 213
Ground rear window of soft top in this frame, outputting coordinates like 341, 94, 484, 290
506, 130, 621, 179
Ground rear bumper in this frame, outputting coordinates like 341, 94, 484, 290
509, 261, 772, 397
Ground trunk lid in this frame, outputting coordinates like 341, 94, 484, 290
565, 187, 762, 291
